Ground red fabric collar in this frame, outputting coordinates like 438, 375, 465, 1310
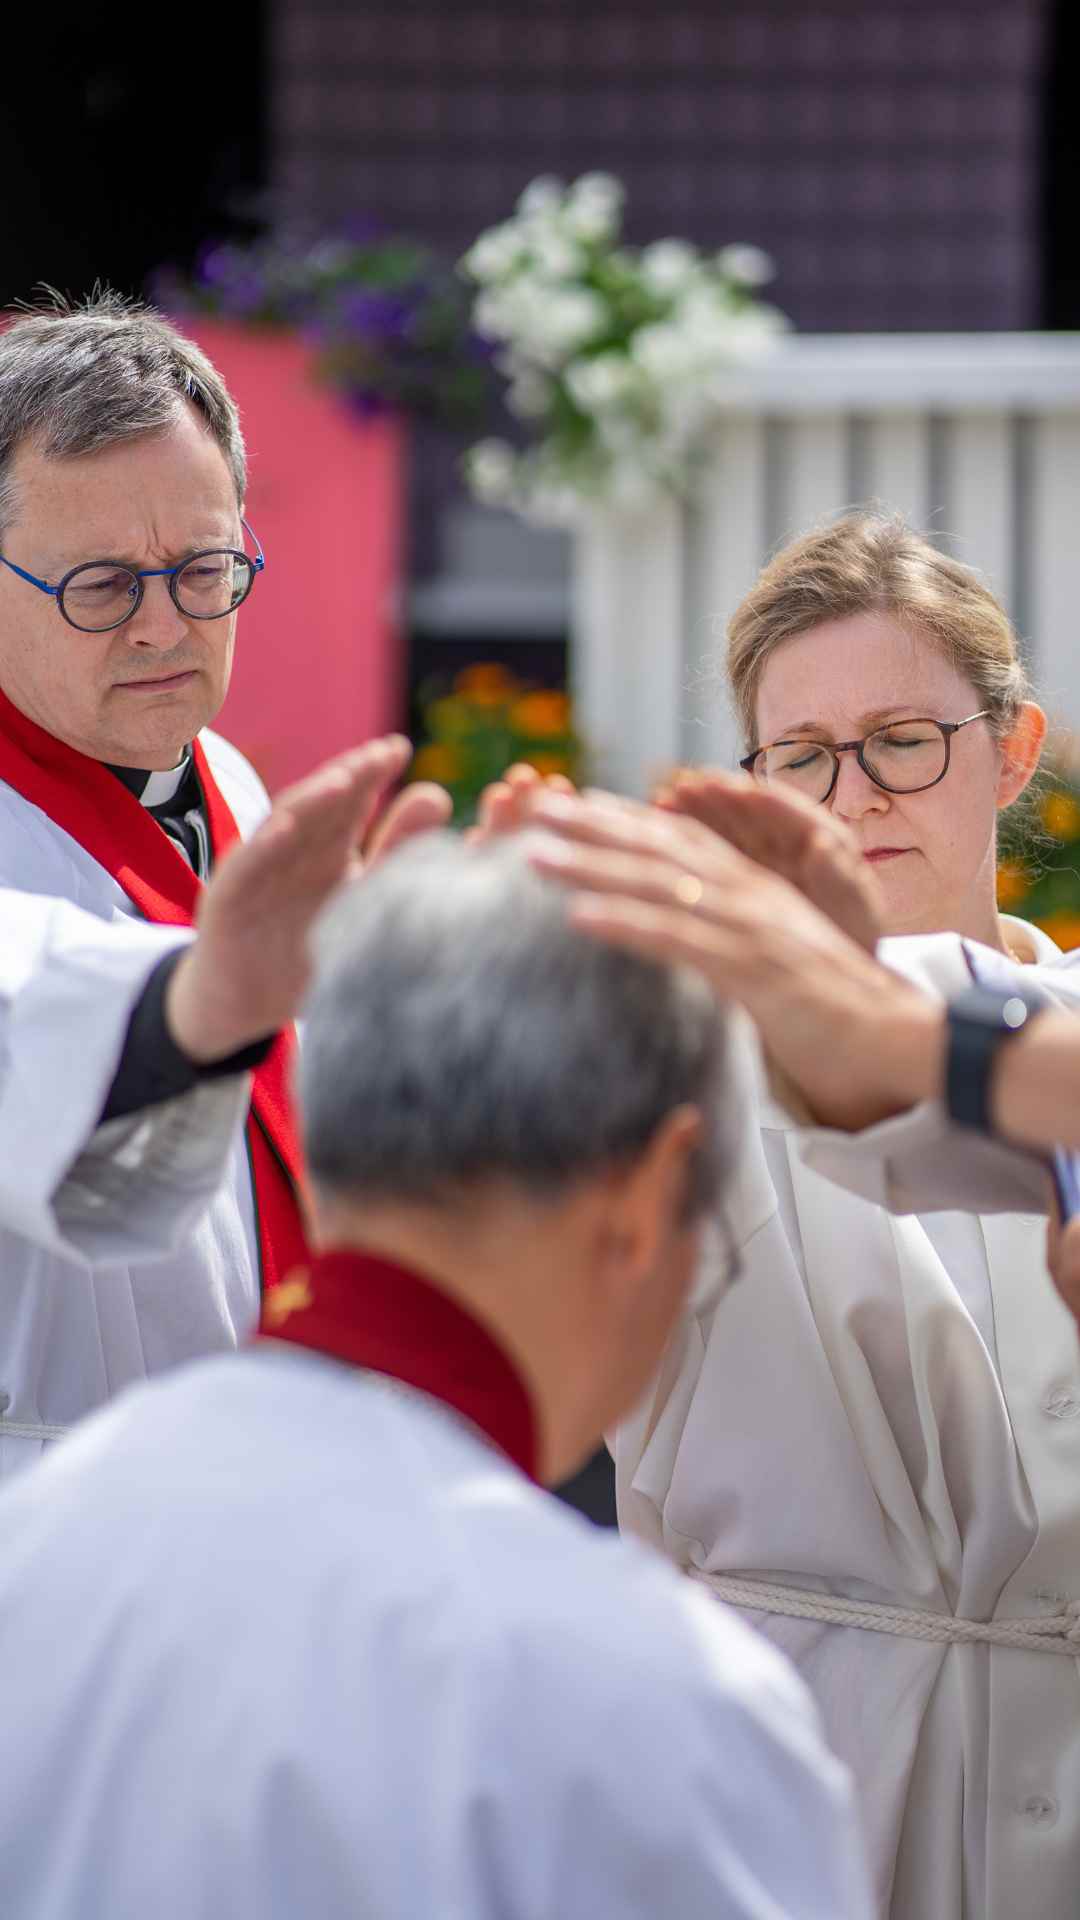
0, 683, 309, 1289
257, 1247, 539, 1482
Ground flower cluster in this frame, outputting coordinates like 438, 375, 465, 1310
461, 174, 787, 520
997, 758, 1080, 950
411, 664, 582, 823
154, 228, 490, 428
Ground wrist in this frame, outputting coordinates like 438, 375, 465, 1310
808, 984, 944, 1131
165, 950, 253, 1066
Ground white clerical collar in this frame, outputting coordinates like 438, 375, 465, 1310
138, 755, 191, 808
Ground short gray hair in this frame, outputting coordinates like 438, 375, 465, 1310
300, 833, 733, 1219
0, 289, 246, 535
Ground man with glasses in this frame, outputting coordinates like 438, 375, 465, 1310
0, 290, 447, 1478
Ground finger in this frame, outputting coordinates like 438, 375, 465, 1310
274, 736, 411, 827
528, 834, 724, 916
504, 763, 542, 791
366, 783, 452, 863
475, 780, 513, 836
564, 891, 750, 989
529, 789, 734, 872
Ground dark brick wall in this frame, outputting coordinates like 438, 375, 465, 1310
272, 0, 1050, 333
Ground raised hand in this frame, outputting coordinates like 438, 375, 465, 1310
524, 786, 938, 1131
166, 736, 416, 1063
659, 768, 883, 953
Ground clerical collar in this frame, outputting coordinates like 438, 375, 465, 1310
105, 750, 192, 808
256, 1248, 539, 1482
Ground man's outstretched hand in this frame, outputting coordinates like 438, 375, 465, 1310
166, 736, 446, 1063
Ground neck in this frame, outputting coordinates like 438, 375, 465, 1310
887, 850, 1019, 957
311, 1195, 609, 1485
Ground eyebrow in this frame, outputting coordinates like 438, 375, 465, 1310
767, 707, 930, 740
41, 534, 238, 576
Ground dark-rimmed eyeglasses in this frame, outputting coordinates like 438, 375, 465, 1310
0, 519, 265, 633
739, 711, 991, 805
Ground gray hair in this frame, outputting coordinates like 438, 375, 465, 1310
0, 289, 246, 535
300, 832, 733, 1220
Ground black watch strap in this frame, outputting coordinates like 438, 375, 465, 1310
945, 985, 1042, 1134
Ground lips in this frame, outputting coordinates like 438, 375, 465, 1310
863, 847, 913, 863
115, 670, 197, 690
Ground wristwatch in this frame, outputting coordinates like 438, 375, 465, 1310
944, 985, 1044, 1135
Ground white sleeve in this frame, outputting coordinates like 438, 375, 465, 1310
799, 1100, 1053, 1214
0, 889, 245, 1261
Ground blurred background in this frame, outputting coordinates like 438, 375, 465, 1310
9, 0, 1080, 1513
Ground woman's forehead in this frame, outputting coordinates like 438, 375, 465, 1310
755, 612, 974, 733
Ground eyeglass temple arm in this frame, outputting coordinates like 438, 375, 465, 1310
0, 555, 57, 597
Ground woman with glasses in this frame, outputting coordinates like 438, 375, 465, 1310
581, 515, 1075, 1920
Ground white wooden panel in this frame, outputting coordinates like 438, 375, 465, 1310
682, 418, 768, 769
944, 414, 1014, 612
570, 499, 685, 796
1028, 414, 1080, 730
863, 413, 929, 525
779, 414, 849, 542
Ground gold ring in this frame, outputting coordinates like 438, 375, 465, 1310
673, 872, 705, 909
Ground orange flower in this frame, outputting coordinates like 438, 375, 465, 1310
995, 859, 1032, 909
510, 690, 572, 738
1034, 912, 1080, 952
455, 663, 520, 708
410, 742, 464, 783
1041, 790, 1080, 841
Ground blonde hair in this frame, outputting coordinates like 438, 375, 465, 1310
727, 511, 1030, 751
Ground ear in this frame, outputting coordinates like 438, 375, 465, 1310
596, 1105, 705, 1300
997, 701, 1047, 810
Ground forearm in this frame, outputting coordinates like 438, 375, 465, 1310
990, 1011, 1080, 1150
100, 950, 275, 1123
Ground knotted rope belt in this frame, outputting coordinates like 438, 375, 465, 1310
693, 1571, 1080, 1657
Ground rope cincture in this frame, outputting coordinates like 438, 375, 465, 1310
693, 1571, 1080, 1657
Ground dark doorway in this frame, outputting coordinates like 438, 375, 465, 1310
1043, 0, 1080, 325
0, 2, 268, 309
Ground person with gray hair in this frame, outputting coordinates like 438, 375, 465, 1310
0, 288, 449, 1478
0, 832, 871, 1920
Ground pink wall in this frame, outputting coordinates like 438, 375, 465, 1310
182, 319, 406, 793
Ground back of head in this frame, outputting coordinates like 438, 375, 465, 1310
727, 509, 1029, 750
300, 832, 731, 1220
0, 289, 245, 535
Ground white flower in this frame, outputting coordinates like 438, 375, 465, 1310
527, 228, 585, 281
630, 321, 702, 385
565, 352, 638, 413
473, 288, 519, 341
715, 243, 775, 289
525, 288, 608, 364
640, 239, 700, 295
506, 370, 551, 420
563, 172, 623, 243
517, 176, 565, 219
462, 222, 524, 284
465, 438, 518, 506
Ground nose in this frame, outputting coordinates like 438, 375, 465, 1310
123, 576, 191, 653
830, 749, 890, 821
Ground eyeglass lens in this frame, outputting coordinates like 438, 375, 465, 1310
758, 721, 949, 800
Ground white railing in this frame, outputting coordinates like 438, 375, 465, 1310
570, 333, 1080, 795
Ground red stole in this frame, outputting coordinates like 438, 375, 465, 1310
0, 685, 308, 1289
258, 1247, 539, 1481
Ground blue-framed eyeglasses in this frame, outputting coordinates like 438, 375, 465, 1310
0, 519, 265, 634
